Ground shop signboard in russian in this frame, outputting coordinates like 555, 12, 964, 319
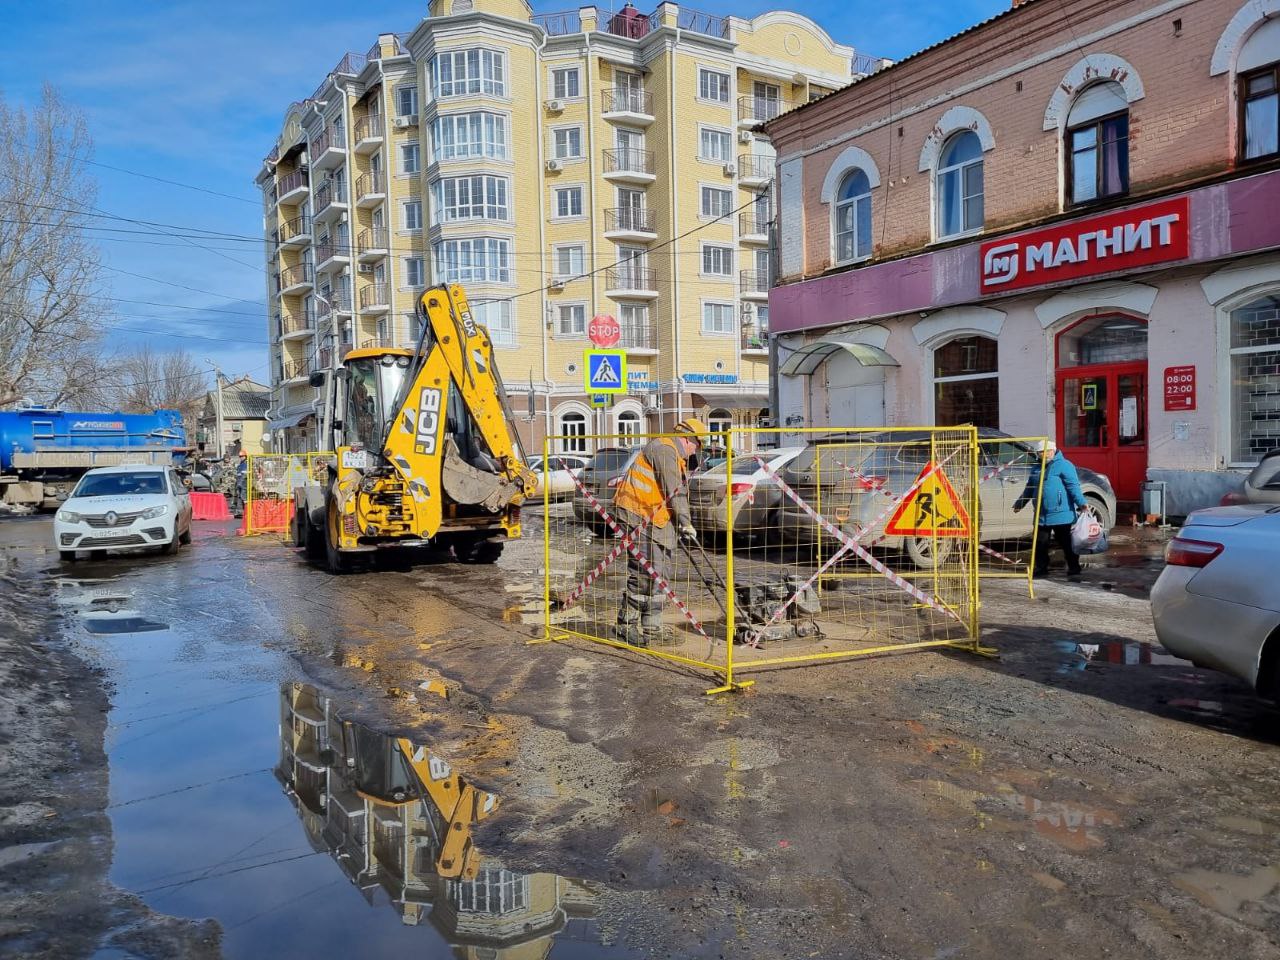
979, 196, 1190, 294
1163, 365, 1196, 411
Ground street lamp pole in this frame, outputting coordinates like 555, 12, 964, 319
205, 359, 225, 459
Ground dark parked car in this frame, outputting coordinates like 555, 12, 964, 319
571, 447, 640, 524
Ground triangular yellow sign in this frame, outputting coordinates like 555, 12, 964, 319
884, 462, 971, 537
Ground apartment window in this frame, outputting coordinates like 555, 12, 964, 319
433, 237, 512, 283
404, 257, 425, 287
554, 186, 584, 218
702, 301, 734, 334
557, 303, 586, 336
552, 67, 581, 100
1241, 63, 1279, 162
553, 127, 583, 160
400, 142, 420, 174
431, 112, 509, 162
933, 335, 999, 429
935, 131, 983, 238
431, 48, 506, 98
474, 300, 515, 347
835, 168, 872, 262
619, 302, 649, 347
698, 68, 730, 103
701, 244, 733, 276
554, 245, 584, 278
700, 128, 732, 163
396, 84, 419, 117
402, 199, 423, 230
432, 175, 509, 222
755, 304, 770, 333
700, 186, 733, 218
1229, 293, 1280, 463
1066, 82, 1129, 205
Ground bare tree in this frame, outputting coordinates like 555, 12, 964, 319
0, 85, 107, 408
103, 345, 207, 426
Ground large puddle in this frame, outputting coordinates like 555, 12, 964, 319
55, 573, 634, 959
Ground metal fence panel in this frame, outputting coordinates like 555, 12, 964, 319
243, 453, 335, 537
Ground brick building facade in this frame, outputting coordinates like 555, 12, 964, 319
764, 0, 1280, 513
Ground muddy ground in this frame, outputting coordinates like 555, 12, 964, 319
1, 510, 1279, 959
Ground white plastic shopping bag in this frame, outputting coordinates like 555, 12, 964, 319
1070, 510, 1107, 555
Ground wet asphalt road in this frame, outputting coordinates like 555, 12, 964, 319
2, 512, 1280, 959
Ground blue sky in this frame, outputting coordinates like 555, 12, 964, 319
0, 0, 1005, 389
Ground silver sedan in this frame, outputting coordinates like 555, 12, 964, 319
1151, 505, 1280, 698
690, 447, 805, 537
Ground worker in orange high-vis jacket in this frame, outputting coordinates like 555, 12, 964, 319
613, 418, 707, 647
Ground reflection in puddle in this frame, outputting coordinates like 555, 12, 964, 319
278, 683, 620, 953
921, 779, 1120, 852
56, 578, 169, 635
1054, 639, 1189, 673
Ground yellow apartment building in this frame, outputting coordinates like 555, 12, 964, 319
256, 2, 867, 454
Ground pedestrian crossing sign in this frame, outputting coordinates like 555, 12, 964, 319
584, 350, 627, 394
884, 462, 971, 537
589, 393, 610, 408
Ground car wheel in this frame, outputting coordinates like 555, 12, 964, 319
179, 527, 192, 546
59, 550, 76, 563
455, 537, 503, 564
1084, 494, 1112, 530
159, 539, 176, 555
905, 535, 955, 570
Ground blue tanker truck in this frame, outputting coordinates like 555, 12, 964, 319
0, 407, 187, 509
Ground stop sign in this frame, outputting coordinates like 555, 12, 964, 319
588, 314, 621, 348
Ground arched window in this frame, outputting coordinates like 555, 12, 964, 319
935, 132, 983, 238
616, 409, 641, 446
1229, 293, 1280, 464
1238, 19, 1280, 162
557, 410, 587, 454
706, 408, 732, 446
1066, 81, 1129, 204
834, 169, 872, 263
933, 335, 998, 428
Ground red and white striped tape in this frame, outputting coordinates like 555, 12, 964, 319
556, 459, 710, 644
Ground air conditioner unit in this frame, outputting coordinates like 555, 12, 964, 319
393, 115, 419, 129
357, 263, 374, 274
546, 158, 562, 172
545, 99, 565, 112
723, 162, 737, 177
548, 278, 566, 291
738, 130, 754, 144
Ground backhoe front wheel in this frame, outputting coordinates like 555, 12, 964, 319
324, 492, 350, 575
454, 537, 503, 565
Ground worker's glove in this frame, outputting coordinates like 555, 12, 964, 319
678, 522, 698, 545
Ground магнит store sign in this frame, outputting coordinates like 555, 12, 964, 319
979, 197, 1190, 294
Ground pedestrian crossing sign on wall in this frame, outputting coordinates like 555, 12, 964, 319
584, 350, 627, 394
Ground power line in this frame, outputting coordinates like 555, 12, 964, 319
99, 263, 266, 309
79, 157, 260, 206
5, 198, 261, 241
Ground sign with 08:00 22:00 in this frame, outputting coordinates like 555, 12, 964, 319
1164, 365, 1196, 411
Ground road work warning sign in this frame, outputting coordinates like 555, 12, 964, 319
884, 462, 971, 537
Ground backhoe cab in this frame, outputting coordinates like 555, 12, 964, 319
292, 284, 535, 572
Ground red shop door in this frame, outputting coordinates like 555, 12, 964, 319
1056, 363, 1147, 502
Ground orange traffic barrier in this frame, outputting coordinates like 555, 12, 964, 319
190, 492, 231, 521
238, 498, 291, 536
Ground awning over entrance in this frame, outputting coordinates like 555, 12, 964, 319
691, 392, 770, 408
779, 339, 900, 376
267, 411, 314, 432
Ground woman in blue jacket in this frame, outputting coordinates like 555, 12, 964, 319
1014, 439, 1087, 578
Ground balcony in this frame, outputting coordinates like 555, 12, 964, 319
605, 266, 658, 299
358, 282, 390, 314
308, 125, 345, 170
314, 241, 350, 271
359, 334, 397, 350
740, 324, 769, 354
313, 180, 348, 223
604, 206, 656, 242
357, 228, 389, 261
315, 291, 353, 318
738, 96, 791, 127
532, 10, 581, 35
618, 321, 657, 353
278, 215, 312, 248
603, 147, 656, 185
739, 270, 770, 300
601, 88, 654, 125
353, 114, 383, 154
738, 154, 776, 187
282, 358, 312, 383
280, 262, 314, 294
739, 213, 771, 244
355, 171, 385, 208
276, 169, 309, 205
280, 309, 316, 340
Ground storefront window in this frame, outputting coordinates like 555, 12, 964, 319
558, 411, 587, 453
1056, 316, 1147, 367
933, 335, 998, 428
1230, 294, 1280, 463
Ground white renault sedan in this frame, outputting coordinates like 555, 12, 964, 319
55, 465, 193, 561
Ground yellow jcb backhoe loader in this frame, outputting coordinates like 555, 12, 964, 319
292, 284, 535, 572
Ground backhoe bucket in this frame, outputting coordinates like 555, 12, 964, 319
440, 438, 523, 513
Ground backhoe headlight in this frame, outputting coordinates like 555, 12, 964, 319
139, 504, 169, 520
56, 509, 83, 523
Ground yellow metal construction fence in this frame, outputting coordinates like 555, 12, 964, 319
242, 453, 335, 537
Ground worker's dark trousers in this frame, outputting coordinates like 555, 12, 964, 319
618, 525, 673, 631
1033, 523, 1081, 576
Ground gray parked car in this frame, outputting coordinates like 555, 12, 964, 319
571, 447, 640, 525
775, 428, 1117, 568
1222, 449, 1280, 505
1151, 505, 1280, 698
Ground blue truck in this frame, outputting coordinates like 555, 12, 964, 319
0, 408, 187, 509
